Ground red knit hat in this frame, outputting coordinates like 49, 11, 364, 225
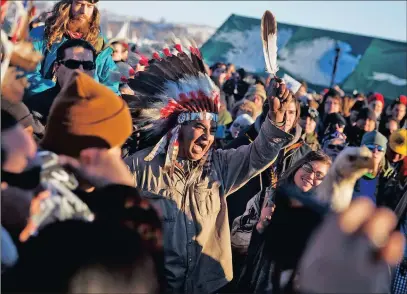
397, 95, 407, 106
368, 92, 385, 105
0, 0, 8, 6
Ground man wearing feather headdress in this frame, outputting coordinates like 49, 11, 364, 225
124, 40, 294, 293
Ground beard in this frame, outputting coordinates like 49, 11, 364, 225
67, 14, 91, 34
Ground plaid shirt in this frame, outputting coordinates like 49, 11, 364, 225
391, 215, 407, 294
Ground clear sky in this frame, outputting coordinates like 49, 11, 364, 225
98, 1, 407, 42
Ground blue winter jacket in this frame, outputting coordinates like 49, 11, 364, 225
26, 26, 119, 95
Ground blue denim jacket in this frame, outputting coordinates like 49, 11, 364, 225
1, 226, 18, 273
25, 26, 119, 95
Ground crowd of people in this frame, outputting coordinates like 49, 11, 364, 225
1, 0, 407, 293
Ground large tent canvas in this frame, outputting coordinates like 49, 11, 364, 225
200, 14, 407, 100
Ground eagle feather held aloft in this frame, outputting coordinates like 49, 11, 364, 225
261, 10, 279, 76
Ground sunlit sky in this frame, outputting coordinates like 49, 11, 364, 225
98, 1, 407, 42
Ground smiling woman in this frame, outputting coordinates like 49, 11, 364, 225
236, 150, 332, 293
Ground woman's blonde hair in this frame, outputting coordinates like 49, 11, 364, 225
44, 0, 101, 51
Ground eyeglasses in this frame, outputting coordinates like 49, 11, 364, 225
365, 144, 384, 152
327, 144, 346, 151
301, 163, 326, 181
58, 59, 95, 70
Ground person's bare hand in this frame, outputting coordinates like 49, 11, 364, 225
256, 200, 276, 233
10, 41, 43, 72
58, 148, 134, 189
120, 86, 135, 96
266, 77, 293, 124
298, 197, 405, 293
1, 66, 29, 103
20, 189, 51, 243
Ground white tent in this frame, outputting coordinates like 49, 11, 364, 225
107, 19, 131, 45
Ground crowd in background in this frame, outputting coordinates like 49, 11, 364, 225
1, 0, 407, 294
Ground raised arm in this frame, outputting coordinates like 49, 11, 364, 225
213, 78, 293, 196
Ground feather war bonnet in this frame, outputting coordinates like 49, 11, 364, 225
124, 37, 220, 174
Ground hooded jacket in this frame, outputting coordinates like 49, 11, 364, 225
124, 118, 292, 294
25, 26, 119, 95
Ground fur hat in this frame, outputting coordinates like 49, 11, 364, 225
244, 84, 266, 102
232, 99, 258, 120
40, 71, 132, 157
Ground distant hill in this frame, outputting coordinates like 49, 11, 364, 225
101, 10, 216, 52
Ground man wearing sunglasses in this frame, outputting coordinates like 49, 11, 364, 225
26, 0, 119, 96
353, 130, 394, 205
24, 39, 96, 125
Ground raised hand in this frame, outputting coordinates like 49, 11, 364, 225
266, 77, 293, 125
58, 148, 134, 189
1, 66, 29, 103
256, 200, 276, 233
298, 197, 405, 293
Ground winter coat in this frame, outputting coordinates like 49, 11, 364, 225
224, 116, 311, 228
124, 118, 292, 294
237, 184, 323, 294
230, 187, 274, 255
25, 26, 119, 95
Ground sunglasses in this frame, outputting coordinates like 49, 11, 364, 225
327, 144, 346, 151
301, 163, 325, 181
58, 59, 95, 70
365, 144, 384, 152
